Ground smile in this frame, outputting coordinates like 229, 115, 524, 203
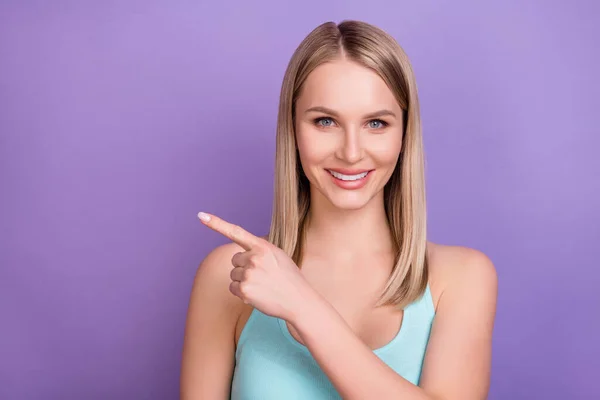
326, 169, 373, 190
327, 170, 370, 181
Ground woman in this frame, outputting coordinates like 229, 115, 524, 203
181, 20, 497, 400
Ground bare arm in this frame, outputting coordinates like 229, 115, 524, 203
180, 243, 244, 400
417, 248, 497, 398
290, 247, 498, 400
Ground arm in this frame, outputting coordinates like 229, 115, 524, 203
180, 243, 245, 400
291, 248, 498, 400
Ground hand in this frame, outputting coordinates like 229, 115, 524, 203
197, 211, 316, 323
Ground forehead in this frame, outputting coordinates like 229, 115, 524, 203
297, 59, 399, 113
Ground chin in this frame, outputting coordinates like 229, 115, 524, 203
326, 192, 373, 211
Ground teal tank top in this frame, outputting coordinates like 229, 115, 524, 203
230, 285, 435, 399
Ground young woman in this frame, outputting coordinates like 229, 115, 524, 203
180, 20, 497, 400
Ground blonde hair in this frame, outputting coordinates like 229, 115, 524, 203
267, 20, 428, 309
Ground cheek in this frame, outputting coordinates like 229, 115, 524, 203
370, 134, 403, 167
296, 128, 331, 171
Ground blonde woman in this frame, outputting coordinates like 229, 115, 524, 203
181, 20, 497, 400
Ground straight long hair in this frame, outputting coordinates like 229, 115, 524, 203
268, 20, 428, 308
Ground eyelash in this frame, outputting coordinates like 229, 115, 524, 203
313, 117, 389, 129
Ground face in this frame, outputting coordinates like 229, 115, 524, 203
294, 58, 404, 211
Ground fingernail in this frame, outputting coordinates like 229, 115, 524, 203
197, 212, 211, 222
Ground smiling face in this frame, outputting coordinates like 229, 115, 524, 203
294, 58, 405, 211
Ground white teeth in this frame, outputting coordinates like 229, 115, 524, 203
328, 170, 369, 181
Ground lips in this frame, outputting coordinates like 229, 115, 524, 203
326, 168, 373, 190
326, 168, 372, 175
327, 169, 369, 181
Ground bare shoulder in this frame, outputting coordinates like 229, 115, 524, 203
192, 242, 247, 311
194, 237, 270, 339
180, 242, 249, 399
184, 242, 249, 345
419, 246, 497, 397
426, 242, 498, 310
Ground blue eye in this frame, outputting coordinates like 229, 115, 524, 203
368, 119, 387, 129
315, 117, 335, 127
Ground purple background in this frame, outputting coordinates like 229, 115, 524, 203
1, 1, 598, 399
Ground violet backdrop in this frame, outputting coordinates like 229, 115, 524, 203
1, 0, 598, 399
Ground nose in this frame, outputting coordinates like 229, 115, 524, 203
335, 127, 364, 164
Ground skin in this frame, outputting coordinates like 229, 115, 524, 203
180, 58, 498, 400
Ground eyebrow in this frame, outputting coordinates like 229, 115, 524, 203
304, 106, 397, 119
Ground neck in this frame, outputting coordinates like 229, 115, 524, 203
303, 189, 395, 260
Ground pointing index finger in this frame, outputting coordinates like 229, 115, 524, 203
198, 212, 259, 251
